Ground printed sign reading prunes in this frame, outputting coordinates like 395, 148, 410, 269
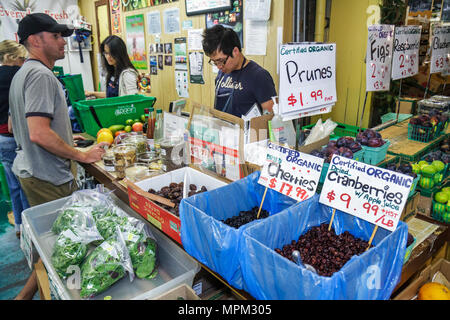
278, 43, 337, 117
430, 25, 450, 74
319, 155, 412, 232
258, 142, 324, 202
366, 24, 394, 92
392, 26, 422, 80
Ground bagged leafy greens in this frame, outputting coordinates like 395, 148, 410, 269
121, 221, 158, 279
51, 189, 115, 235
51, 225, 103, 279
80, 227, 134, 299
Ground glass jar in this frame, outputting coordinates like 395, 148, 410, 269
137, 151, 159, 166
125, 163, 153, 182
123, 134, 148, 154
102, 148, 115, 172
113, 144, 136, 179
160, 137, 185, 172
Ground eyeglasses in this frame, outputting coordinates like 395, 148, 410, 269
208, 55, 229, 67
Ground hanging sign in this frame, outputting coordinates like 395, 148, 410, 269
366, 25, 394, 92
278, 43, 337, 117
430, 25, 450, 74
391, 25, 422, 80
258, 142, 324, 202
319, 155, 412, 232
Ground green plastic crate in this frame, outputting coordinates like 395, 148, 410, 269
408, 123, 438, 143
73, 95, 157, 137
380, 113, 412, 124
61, 74, 86, 106
361, 140, 391, 165
302, 122, 366, 139
388, 134, 448, 163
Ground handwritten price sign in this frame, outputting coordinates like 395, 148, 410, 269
392, 26, 421, 80
278, 43, 337, 116
319, 155, 412, 232
430, 25, 450, 74
366, 25, 394, 92
258, 142, 324, 202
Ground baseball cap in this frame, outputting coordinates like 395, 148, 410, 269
18, 13, 74, 44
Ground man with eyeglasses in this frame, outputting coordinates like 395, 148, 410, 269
202, 25, 276, 118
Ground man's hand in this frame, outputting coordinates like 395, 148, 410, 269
79, 142, 108, 163
73, 135, 85, 146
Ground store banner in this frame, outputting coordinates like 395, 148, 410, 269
391, 25, 422, 80
0, 0, 79, 41
278, 42, 337, 118
366, 24, 394, 92
430, 25, 450, 74
319, 154, 412, 232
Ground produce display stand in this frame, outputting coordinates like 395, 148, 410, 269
77, 148, 449, 299
380, 118, 450, 162
22, 191, 200, 300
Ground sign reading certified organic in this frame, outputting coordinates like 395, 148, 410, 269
366, 25, 394, 91
278, 43, 337, 116
392, 26, 422, 80
258, 142, 324, 202
430, 25, 450, 74
319, 155, 411, 232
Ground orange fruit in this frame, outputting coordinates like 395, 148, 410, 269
97, 128, 112, 137
132, 122, 143, 132
418, 282, 450, 300
115, 130, 126, 137
97, 131, 114, 145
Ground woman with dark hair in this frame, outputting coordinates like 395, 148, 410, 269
85, 35, 138, 98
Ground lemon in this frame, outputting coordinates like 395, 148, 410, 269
96, 128, 112, 137
97, 131, 114, 145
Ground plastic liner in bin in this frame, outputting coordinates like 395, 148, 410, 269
179, 171, 297, 290
240, 194, 408, 300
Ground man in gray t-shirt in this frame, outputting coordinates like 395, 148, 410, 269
10, 59, 77, 185
10, 13, 108, 300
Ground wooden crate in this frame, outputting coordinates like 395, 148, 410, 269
153, 284, 200, 300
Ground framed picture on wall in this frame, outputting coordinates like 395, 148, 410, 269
185, 0, 231, 16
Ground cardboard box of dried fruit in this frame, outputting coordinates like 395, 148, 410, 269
127, 167, 228, 244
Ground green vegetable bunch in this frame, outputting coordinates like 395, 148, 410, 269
52, 208, 78, 234
123, 228, 158, 279
51, 229, 88, 279
93, 210, 129, 242
80, 236, 131, 299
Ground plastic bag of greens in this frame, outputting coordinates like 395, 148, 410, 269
52, 189, 115, 234
92, 208, 130, 241
80, 227, 134, 299
121, 221, 158, 279
51, 223, 103, 279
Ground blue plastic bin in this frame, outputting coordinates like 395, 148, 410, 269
240, 194, 408, 300
179, 171, 297, 290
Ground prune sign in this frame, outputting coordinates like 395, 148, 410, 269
258, 142, 324, 202
278, 43, 337, 118
319, 155, 411, 232
366, 25, 394, 91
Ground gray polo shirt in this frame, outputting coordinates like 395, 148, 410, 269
9, 59, 74, 185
